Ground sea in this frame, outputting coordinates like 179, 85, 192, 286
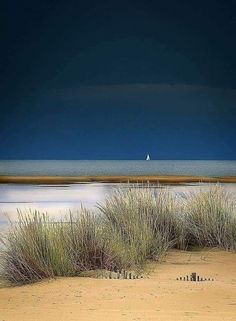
1, 160, 236, 177
0, 160, 236, 226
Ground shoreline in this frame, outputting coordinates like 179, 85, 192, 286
0, 175, 236, 184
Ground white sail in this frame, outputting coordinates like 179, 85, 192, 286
146, 154, 150, 160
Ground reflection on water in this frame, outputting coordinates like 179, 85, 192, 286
0, 183, 109, 223
1, 183, 236, 224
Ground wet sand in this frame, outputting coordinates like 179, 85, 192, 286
0, 175, 236, 184
1, 249, 236, 321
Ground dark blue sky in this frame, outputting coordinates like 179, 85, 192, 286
1, 0, 236, 159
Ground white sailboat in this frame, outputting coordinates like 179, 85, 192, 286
146, 154, 151, 160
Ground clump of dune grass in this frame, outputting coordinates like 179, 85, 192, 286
0, 187, 183, 284
61, 209, 114, 272
0, 207, 148, 285
98, 187, 185, 265
184, 185, 236, 250
0, 209, 109, 284
0, 211, 56, 284
1, 184, 236, 285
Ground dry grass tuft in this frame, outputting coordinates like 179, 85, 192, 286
0, 184, 236, 285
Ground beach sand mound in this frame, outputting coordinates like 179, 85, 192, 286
1, 249, 236, 321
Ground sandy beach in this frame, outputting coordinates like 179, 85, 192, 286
1, 249, 236, 321
0, 175, 236, 184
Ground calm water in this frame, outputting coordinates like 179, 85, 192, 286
0, 160, 236, 176
1, 160, 236, 227
0, 182, 236, 225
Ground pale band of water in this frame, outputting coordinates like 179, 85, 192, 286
0, 182, 236, 226
0, 160, 236, 177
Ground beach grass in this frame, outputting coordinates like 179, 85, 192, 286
184, 186, 236, 250
0, 184, 236, 285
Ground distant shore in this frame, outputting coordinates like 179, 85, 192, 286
0, 175, 236, 184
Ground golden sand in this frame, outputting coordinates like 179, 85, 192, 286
0, 175, 236, 184
1, 249, 236, 321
